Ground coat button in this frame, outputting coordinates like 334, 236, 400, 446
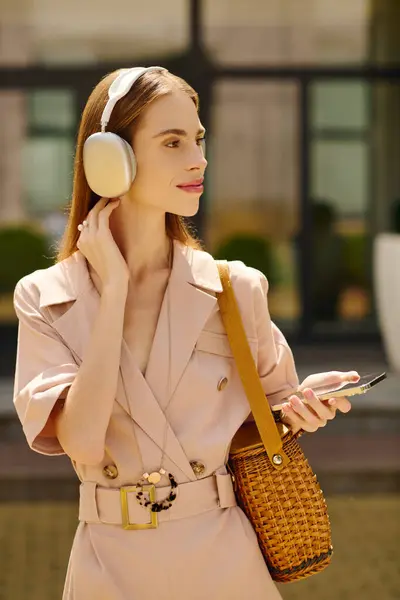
190, 461, 206, 476
217, 377, 228, 391
103, 464, 118, 479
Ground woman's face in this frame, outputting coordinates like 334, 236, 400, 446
127, 89, 207, 217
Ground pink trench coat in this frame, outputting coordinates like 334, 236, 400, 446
13, 240, 299, 600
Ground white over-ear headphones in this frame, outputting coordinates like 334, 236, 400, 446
83, 66, 166, 198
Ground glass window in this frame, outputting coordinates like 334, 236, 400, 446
207, 80, 300, 330
203, 0, 369, 65
312, 81, 369, 131
29, 90, 75, 131
312, 141, 368, 216
22, 137, 74, 212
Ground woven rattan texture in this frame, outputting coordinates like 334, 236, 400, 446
229, 433, 332, 582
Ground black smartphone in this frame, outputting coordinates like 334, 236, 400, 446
272, 372, 387, 410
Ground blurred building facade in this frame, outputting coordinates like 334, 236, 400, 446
0, 0, 400, 374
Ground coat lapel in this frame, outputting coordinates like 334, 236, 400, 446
40, 252, 99, 365
39, 252, 129, 413
119, 338, 196, 481
145, 241, 223, 409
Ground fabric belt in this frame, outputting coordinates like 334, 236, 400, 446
79, 473, 237, 527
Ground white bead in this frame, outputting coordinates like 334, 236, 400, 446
148, 472, 162, 484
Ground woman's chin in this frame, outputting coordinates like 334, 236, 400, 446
170, 199, 200, 218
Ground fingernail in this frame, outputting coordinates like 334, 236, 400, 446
304, 389, 314, 400
328, 398, 336, 406
347, 371, 359, 380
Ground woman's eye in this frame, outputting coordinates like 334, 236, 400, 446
165, 137, 206, 149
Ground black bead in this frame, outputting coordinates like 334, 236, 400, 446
170, 493, 176, 501
144, 501, 150, 507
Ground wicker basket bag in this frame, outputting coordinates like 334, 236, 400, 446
216, 262, 333, 583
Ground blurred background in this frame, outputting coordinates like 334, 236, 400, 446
0, 0, 399, 598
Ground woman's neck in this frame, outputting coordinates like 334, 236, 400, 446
109, 200, 171, 283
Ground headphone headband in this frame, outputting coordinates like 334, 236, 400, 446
101, 66, 166, 132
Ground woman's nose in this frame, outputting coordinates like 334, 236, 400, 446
187, 145, 207, 171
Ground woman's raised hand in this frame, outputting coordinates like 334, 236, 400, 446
77, 198, 129, 289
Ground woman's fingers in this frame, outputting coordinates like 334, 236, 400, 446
281, 401, 318, 432
98, 199, 121, 231
281, 388, 353, 434
86, 197, 109, 230
329, 396, 352, 413
302, 389, 336, 421
300, 370, 360, 391
282, 391, 333, 433
340, 371, 360, 383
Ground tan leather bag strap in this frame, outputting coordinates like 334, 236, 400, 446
216, 261, 289, 468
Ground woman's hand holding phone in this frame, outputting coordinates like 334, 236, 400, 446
77, 197, 129, 291
278, 370, 359, 434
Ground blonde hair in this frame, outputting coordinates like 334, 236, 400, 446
57, 68, 203, 262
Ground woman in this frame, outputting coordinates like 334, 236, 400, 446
13, 66, 358, 600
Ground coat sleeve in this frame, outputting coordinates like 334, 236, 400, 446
252, 269, 299, 407
13, 278, 79, 456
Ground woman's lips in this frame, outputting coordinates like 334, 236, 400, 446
177, 179, 204, 193
177, 184, 204, 193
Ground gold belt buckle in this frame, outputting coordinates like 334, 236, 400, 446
120, 485, 158, 530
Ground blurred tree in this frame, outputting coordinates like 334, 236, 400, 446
214, 233, 279, 287
0, 226, 53, 294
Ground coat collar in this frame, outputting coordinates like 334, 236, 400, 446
38, 240, 222, 309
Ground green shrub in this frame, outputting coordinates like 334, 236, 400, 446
341, 234, 369, 288
0, 226, 53, 294
214, 233, 279, 286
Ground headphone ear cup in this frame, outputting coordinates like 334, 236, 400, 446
83, 132, 137, 198
121, 138, 137, 183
